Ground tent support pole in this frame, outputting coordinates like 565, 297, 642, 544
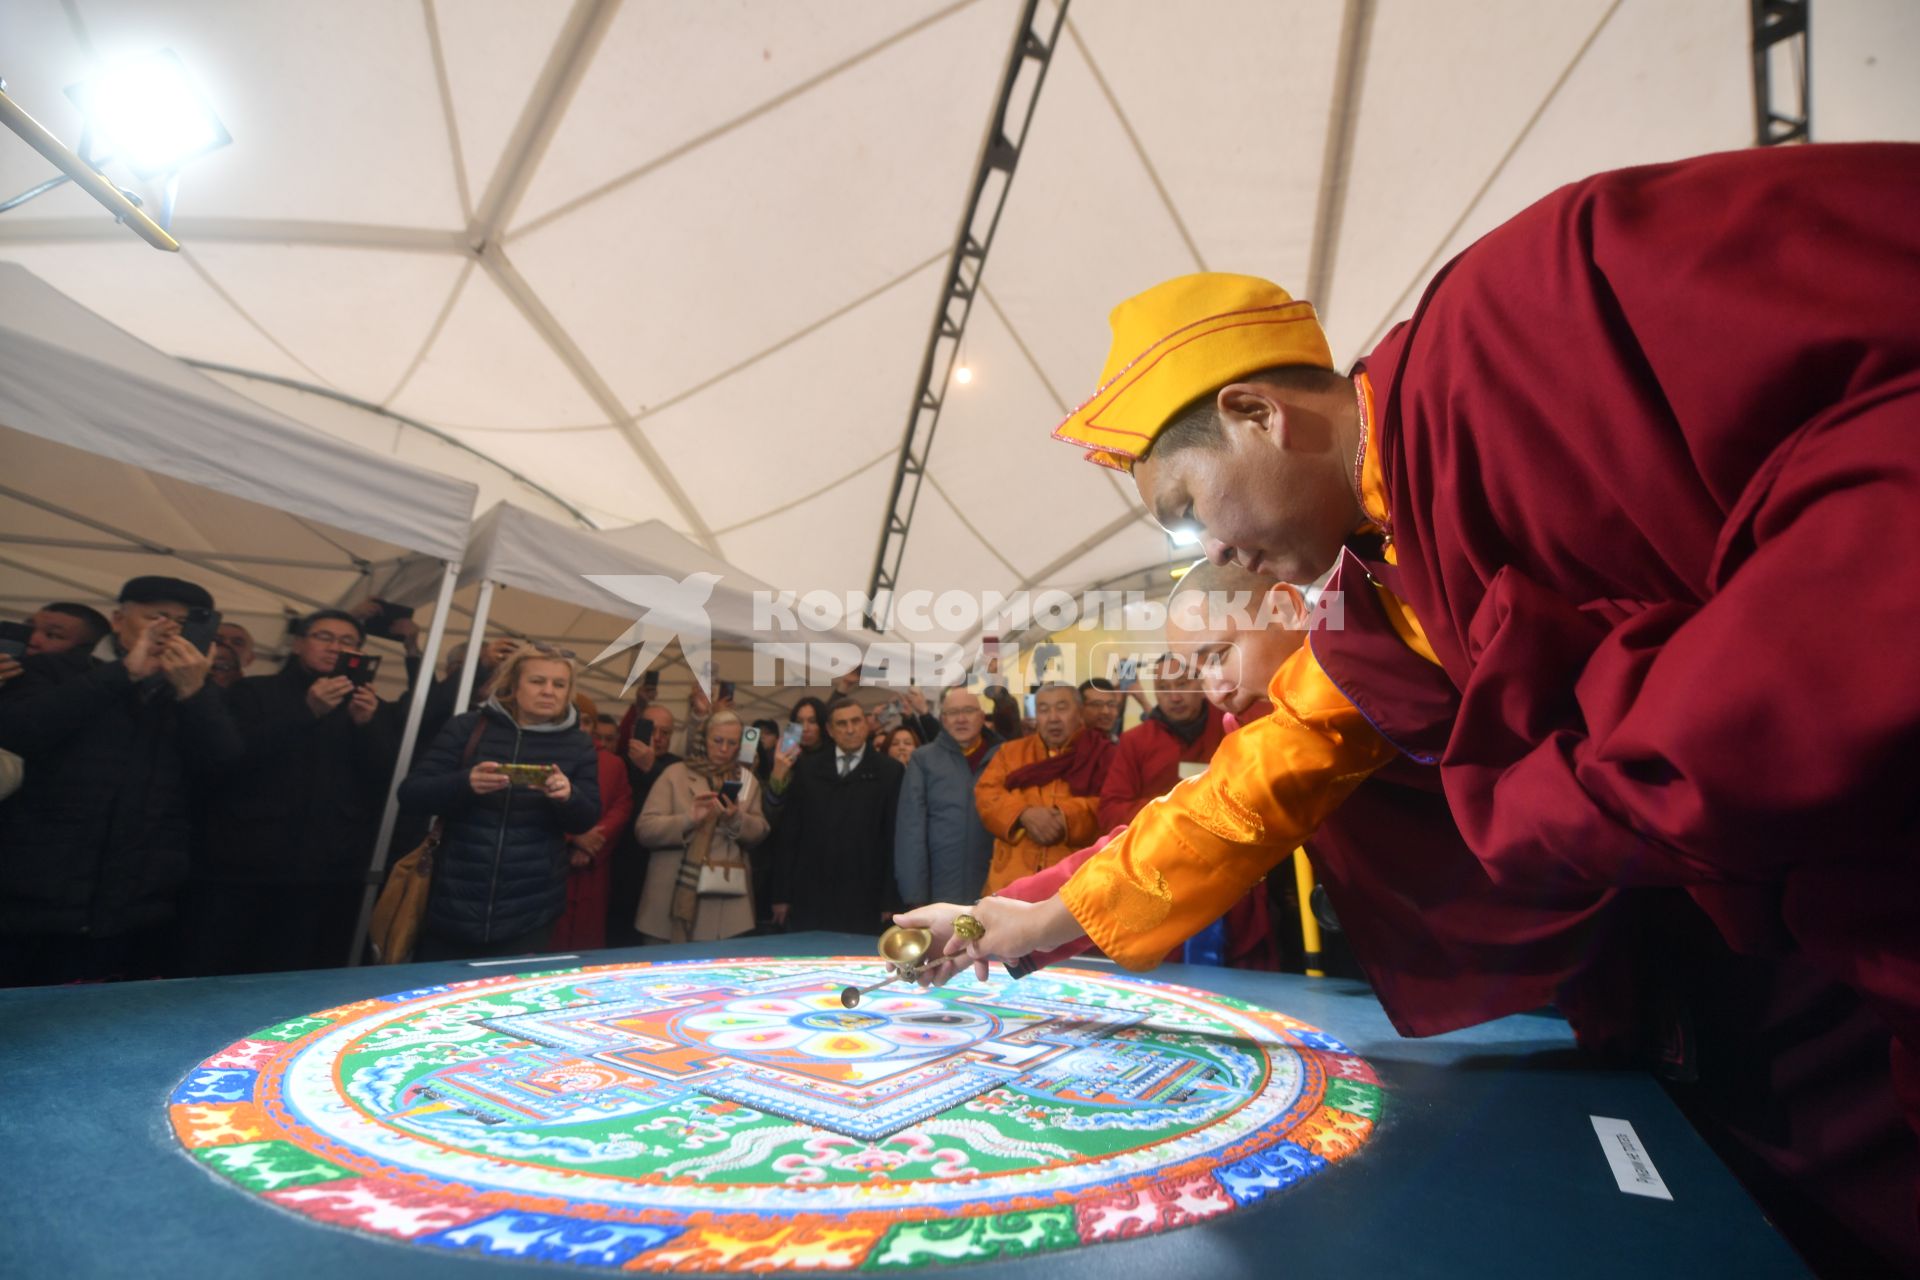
453, 579, 497, 712
347, 559, 460, 966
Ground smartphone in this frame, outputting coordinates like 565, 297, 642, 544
360, 599, 415, 640
740, 725, 761, 759
718, 779, 743, 805
717, 679, 735, 702
500, 763, 551, 787
641, 668, 660, 696
332, 651, 383, 686
179, 607, 222, 655
0, 620, 30, 659
1022, 692, 1037, 719
779, 721, 805, 754
1115, 656, 1140, 689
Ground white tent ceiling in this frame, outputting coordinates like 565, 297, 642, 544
3, 0, 1916, 651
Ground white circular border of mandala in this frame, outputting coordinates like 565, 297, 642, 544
275, 963, 1309, 1215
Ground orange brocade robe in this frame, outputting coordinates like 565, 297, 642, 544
974, 732, 1107, 893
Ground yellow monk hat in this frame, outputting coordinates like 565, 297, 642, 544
1052, 273, 1332, 472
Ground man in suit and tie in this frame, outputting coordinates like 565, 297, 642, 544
768, 694, 904, 936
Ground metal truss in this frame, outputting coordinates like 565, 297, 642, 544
863, 0, 1069, 632
1751, 0, 1810, 146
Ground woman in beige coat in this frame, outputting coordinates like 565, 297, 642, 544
634, 709, 767, 942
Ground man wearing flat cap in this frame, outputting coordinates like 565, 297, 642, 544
939, 144, 1920, 1269
0, 574, 243, 986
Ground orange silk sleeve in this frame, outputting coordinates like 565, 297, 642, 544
1058, 643, 1400, 969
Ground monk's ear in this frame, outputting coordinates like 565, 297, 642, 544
1267, 582, 1309, 629
1216, 383, 1278, 439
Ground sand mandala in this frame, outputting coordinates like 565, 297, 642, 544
169, 958, 1384, 1270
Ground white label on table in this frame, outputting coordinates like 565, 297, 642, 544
1590, 1116, 1673, 1200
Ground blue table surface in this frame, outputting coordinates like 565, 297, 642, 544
0, 933, 1811, 1278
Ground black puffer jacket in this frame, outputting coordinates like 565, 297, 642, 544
199, 661, 402, 884
0, 652, 243, 937
397, 700, 599, 943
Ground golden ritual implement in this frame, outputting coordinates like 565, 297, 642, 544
839, 926, 934, 1008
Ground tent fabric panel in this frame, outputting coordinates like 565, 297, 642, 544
0, 264, 477, 560
200, 371, 589, 530
1064, 0, 1344, 282
638, 256, 944, 529
0, 243, 315, 384
186, 243, 471, 398
384, 266, 612, 430
504, 0, 1016, 414
512, 0, 972, 229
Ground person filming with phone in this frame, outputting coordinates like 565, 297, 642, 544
191, 609, 401, 975
398, 643, 600, 961
0, 575, 242, 986
633, 709, 767, 943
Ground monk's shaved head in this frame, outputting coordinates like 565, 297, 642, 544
1169, 558, 1288, 606
1163, 557, 1309, 719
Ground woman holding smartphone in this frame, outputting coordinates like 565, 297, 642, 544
397, 643, 600, 960
633, 709, 767, 943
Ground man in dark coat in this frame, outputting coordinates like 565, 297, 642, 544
0, 575, 242, 985
770, 694, 903, 936
191, 609, 400, 975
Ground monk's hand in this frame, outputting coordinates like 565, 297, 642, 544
1018, 806, 1064, 845
945, 895, 1083, 976
892, 903, 969, 972
893, 904, 989, 986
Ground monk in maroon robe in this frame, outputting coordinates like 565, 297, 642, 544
919, 142, 1920, 1270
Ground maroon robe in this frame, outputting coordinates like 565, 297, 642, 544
1315, 142, 1920, 1265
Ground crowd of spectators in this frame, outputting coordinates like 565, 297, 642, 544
0, 571, 1305, 987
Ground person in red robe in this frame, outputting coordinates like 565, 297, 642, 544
550, 694, 634, 950
910, 144, 1920, 1270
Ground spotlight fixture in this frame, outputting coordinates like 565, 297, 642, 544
66, 49, 230, 179
0, 47, 227, 249
953, 365, 974, 385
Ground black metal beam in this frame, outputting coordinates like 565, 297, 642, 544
1751, 0, 1810, 146
863, 0, 1068, 631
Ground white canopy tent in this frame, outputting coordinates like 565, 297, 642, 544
0, 1, 1914, 654
0, 260, 479, 959
379, 500, 874, 731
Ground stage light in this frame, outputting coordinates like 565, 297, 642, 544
66, 49, 230, 180
953, 365, 973, 385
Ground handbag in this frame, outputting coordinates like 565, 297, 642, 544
695, 859, 748, 897
367, 719, 488, 963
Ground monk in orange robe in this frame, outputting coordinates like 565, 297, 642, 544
972, 683, 1111, 892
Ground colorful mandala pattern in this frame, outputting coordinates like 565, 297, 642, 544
171, 959, 1384, 1270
